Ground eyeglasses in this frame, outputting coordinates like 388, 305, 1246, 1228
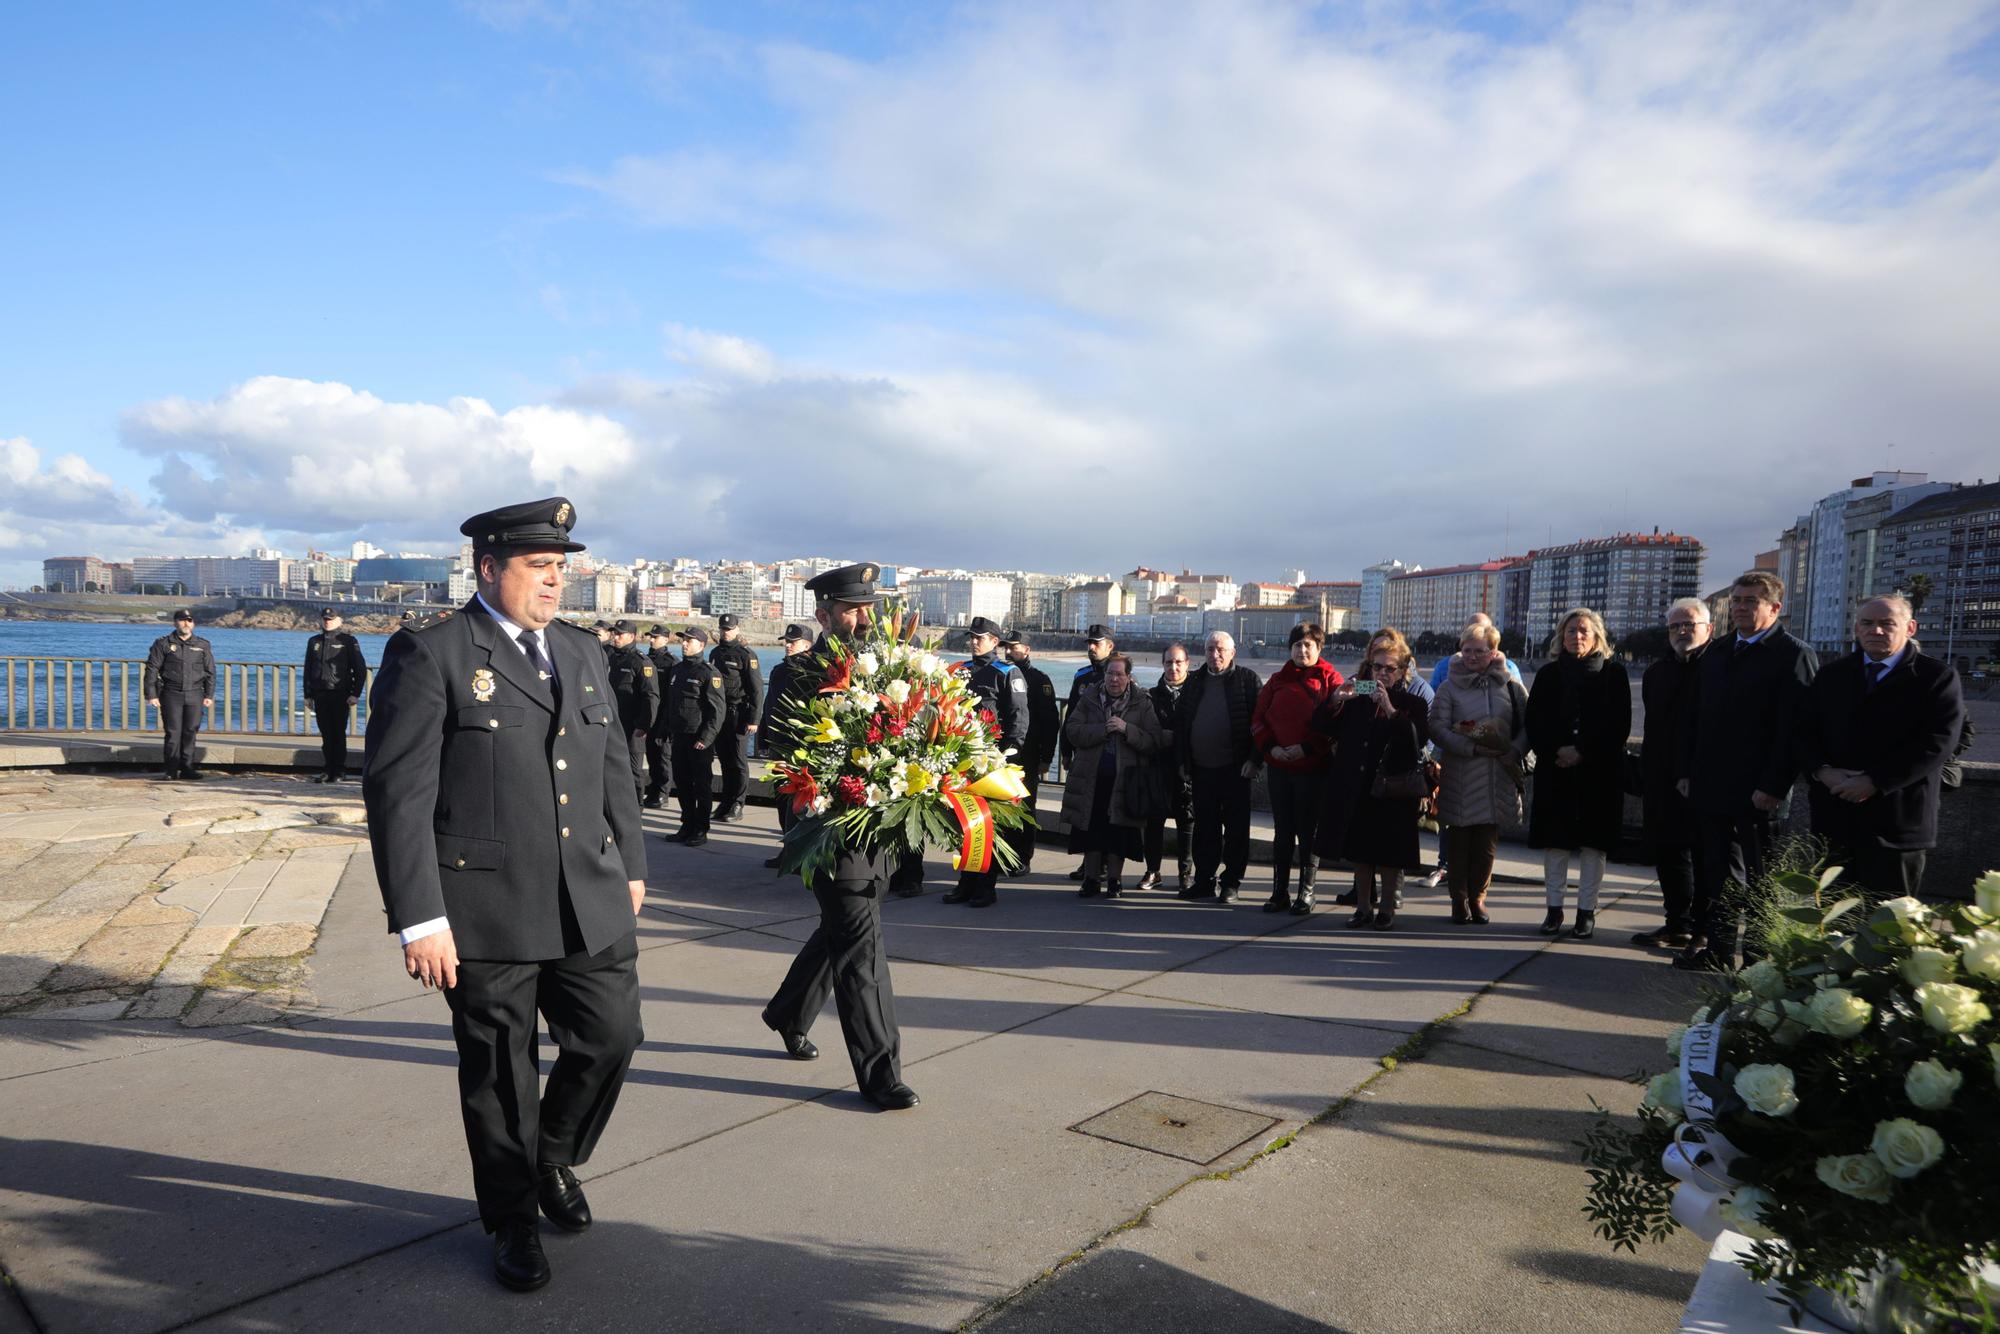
1667, 621, 1705, 632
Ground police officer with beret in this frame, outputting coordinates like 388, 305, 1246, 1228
1061, 624, 1116, 879
762, 563, 920, 1110
144, 610, 215, 781
362, 496, 647, 1293
605, 620, 658, 805
708, 613, 763, 822
756, 622, 817, 868
642, 626, 677, 808
667, 627, 726, 846
1001, 628, 1057, 874
941, 616, 1030, 908
303, 607, 369, 783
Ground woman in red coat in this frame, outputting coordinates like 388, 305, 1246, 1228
1251, 623, 1344, 914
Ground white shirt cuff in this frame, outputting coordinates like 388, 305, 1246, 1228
398, 916, 450, 946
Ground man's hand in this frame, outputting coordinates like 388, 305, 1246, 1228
202, 697, 214, 708
1239, 759, 1258, 779
1751, 789, 1783, 813
404, 930, 459, 991
1556, 745, 1582, 768
629, 879, 646, 915
346, 695, 358, 707
1106, 715, 1126, 734
631, 728, 647, 742
746, 723, 758, 734
145, 698, 159, 709
1676, 778, 1690, 798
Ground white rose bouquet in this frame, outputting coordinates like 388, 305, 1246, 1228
1582, 865, 2000, 1325
768, 599, 1035, 888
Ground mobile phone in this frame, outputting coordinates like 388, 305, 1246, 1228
1352, 679, 1378, 697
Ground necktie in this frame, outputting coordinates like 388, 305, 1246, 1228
518, 629, 555, 685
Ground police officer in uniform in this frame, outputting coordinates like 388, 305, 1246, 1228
707, 613, 764, 822
605, 620, 658, 805
940, 616, 1030, 908
756, 623, 817, 868
666, 627, 726, 845
1061, 624, 1115, 878
1001, 629, 1057, 874
144, 610, 216, 781
761, 563, 920, 1110
303, 606, 369, 782
362, 497, 647, 1293
642, 626, 677, 808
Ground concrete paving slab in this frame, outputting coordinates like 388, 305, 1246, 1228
196, 887, 264, 929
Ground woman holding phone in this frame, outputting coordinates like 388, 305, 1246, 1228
1312, 629, 1429, 930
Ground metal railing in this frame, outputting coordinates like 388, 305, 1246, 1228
2, 658, 368, 736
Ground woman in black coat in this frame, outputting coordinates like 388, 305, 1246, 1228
1312, 630, 1429, 931
1527, 607, 1632, 940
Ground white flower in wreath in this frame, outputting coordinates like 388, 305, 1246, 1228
864, 784, 884, 808
1958, 928, 2000, 982
1739, 959, 1786, 1000
1880, 895, 1932, 943
1804, 987, 1873, 1038
1665, 1026, 1686, 1060
1870, 1118, 1945, 1179
1642, 1072, 1684, 1123
1904, 1058, 1962, 1111
1816, 1153, 1894, 1203
884, 679, 912, 706
1915, 981, 1992, 1035
1975, 870, 2000, 919
917, 652, 941, 677
1718, 1186, 1779, 1242
1734, 1063, 1799, 1117
1900, 945, 1957, 987
854, 651, 880, 677
809, 794, 831, 816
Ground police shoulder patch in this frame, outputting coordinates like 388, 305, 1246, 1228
711, 676, 724, 688
643, 665, 654, 677
1011, 674, 1027, 691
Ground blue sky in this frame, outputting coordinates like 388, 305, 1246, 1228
4, 0, 1998, 591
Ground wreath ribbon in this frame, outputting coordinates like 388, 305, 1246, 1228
943, 786, 995, 873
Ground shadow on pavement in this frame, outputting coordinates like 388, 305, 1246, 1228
969, 1249, 1346, 1332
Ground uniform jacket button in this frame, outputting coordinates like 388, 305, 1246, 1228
558, 726, 567, 736
556, 759, 568, 770
561, 827, 571, 838
559, 793, 569, 805
488, 719, 499, 728
454, 857, 466, 867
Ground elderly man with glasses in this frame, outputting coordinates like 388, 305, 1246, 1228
1631, 597, 1713, 948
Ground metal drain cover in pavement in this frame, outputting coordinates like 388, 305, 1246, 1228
1070, 1091, 1279, 1165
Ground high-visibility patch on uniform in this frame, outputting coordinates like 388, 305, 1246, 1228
711, 676, 724, 688
643, 665, 653, 677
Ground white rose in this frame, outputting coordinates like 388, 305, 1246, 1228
1816, 1153, 1894, 1203
1975, 870, 2000, 919
1805, 987, 1873, 1038
1880, 895, 1932, 943
1739, 959, 1786, 1000
1900, 946, 1957, 987
1959, 929, 2000, 982
854, 651, 880, 677
1904, 1059, 1962, 1111
1718, 1186, 1779, 1242
1665, 1026, 1686, 1060
1915, 982, 1992, 1035
1870, 1118, 1945, 1179
917, 653, 940, 677
1733, 1063, 1799, 1117
1642, 1071, 1684, 1122
884, 679, 911, 705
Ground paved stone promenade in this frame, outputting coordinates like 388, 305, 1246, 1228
0, 771, 1709, 1333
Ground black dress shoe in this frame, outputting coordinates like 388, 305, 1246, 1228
779, 1030, 819, 1061
536, 1164, 591, 1233
683, 833, 707, 848
940, 885, 976, 904
863, 1083, 921, 1110
888, 882, 925, 898
1068, 866, 1086, 881
1216, 884, 1239, 905
967, 893, 997, 908
1136, 871, 1162, 892
1078, 878, 1101, 898
1631, 926, 1692, 949
1333, 888, 1356, 906
180, 770, 204, 781
763, 855, 783, 869
643, 795, 663, 809
1672, 947, 1726, 972
493, 1220, 551, 1291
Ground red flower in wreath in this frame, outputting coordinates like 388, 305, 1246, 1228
834, 774, 869, 807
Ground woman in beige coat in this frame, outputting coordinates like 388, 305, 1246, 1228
1427, 624, 1530, 924
1061, 656, 1165, 898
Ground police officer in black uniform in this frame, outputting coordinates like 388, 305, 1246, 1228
144, 610, 216, 781
940, 616, 1030, 908
605, 620, 658, 804
1001, 629, 1057, 874
361, 496, 647, 1293
1061, 624, 1115, 878
642, 626, 677, 808
303, 606, 369, 782
756, 623, 817, 868
666, 627, 726, 845
707, 614, 764, 822
761, 563, 919, 1110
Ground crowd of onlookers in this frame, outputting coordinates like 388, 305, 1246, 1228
1021, 568, 1970, 972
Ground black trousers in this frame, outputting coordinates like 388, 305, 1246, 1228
1267, 767, 1324, 882
159, 692, 204, 776
888, 850, 924, 893
1004, 773, 1042, 875
1695, 808, 1780, 962
764, 876, 902, 1094
716, 721, 749, 812
625, 729, 648, 804
1190, 763, 1252, 887
672, 736, 715, 833
1656, 840, 1698, 934
1828, 839, 1928, 899
443, 932, 642, 1232
310, 692, 351, 778
645, 728, 672, 801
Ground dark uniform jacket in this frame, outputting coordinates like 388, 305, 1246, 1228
759, 653, 810, 756
362, 600, 647, 961
708, 639, 764, 731
665, 658, 726, 747
766, 633, 878, 886
648, 647, 677, 728
959, 651, 1029, 755
1799, 648, 1965, 851
1678, 627, 1819, 818
1174, 664, 1264, 770
303, 631, 368, 697
608, 644, 660, 733
144, 633, 215, 698
1017, 662, 1059, 776
1639, 646, 1705, 851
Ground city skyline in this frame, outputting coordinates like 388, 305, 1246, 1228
4, 3, 1997, 590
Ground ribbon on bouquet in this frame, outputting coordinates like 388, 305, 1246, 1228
941, 783, 996, 873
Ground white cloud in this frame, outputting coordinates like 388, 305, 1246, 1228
0, 436, 268, 569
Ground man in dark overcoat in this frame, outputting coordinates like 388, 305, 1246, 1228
760, 563, 921, 1111
1676, 571, 1818, 970
708, 613, 764, 822
605, 620, 658, 805
1799, 596, 1965, 899
1633, 597, 1711, 947
303, 606, 369, 783
363, 497, 648, 1293
144, 610, 215, 781
666, 627, 726, 846
642, 626, 677, 807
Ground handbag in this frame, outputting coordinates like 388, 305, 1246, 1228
1371, 762, 1430, 802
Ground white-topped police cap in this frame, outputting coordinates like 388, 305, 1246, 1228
802, 563, 885, 604
459, 497, 587, 553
